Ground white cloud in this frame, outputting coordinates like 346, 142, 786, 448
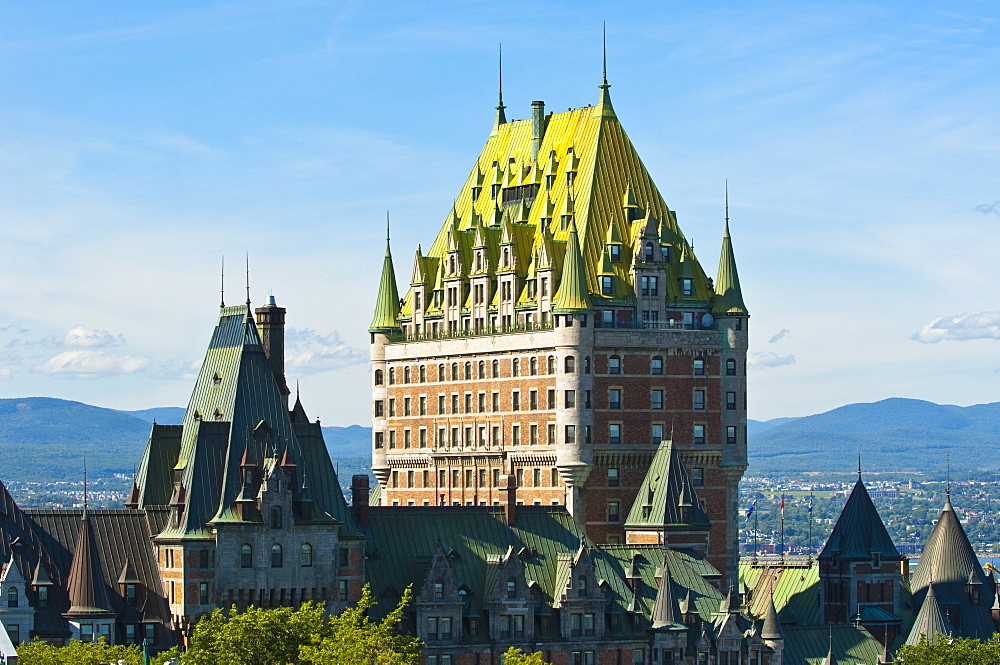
768, 329, 790, 343
34, 350, 150, 377
62, 325, 125, 347
913, 311, 1000, 343
285, 328, 365, 375
748, 351, 796, 370
0, 368, 11, 381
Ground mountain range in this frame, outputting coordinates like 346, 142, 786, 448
0, 396, 995, 484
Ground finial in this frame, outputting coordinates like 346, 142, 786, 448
83, 454, 88, 513
296, 379, 300, 400
387, 210, 390, 244
857, 452, 862, 479
498, 43, 505, 110
601, 21, 608, 88
220, 255, 225, 308
725, 179, 729, 224
946, 454, 951, 497
244, 252, 251, 307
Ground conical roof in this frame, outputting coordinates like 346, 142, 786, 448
625, 440, 709, 529
66, 510, 113, 616
650, 563, 684, 630
911, 494, 987, 593
553, 219, 593, 313
760, 595, 783, 641
370, 239, 401, 333
819, 475, 900, 561
905, 583, 953, 645
713, 220, 747, 316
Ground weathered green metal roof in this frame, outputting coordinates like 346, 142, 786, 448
905, 583, 952, 645
130, 424, 180, 507
781, 624, 883, 665
713, 220, 747, 316
370, 240, 401, 332
740, 563, 821, 626
552, 219, 593, 313
818, 476, 900, 562
625, 440, 710, 529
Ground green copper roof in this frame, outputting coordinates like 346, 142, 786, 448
818, 475, 900, 562
782, 625, 883, 665
905, 583, 952, 645
740, 562, 820, 626
713, 220, 747, 316
369, 240, 401, 333
553, 220, 593, 313
625, 440, 710, 529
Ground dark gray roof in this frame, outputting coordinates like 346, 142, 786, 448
819, 476, 900, 561
905, 583, 953, 645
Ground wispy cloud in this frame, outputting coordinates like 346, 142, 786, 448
913, 311, 1000, 343
768, 329, 790, 343
749, 351, 796, 370
285, 327, 365, 375
34, 350, 150, 377
975, 200, 1000, 216
0, 368, 11, 381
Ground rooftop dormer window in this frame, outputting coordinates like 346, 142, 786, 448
610, 245, 621, 262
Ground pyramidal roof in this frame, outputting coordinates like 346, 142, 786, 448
395, 81, 718, 321
911, 493, 988, 593
66, 510, 113, 616
625, 440, 709, 529
818, 475, 900, 561
650, 562, 685, 630
905, 583, 953, 645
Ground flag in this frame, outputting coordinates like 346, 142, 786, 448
745, 499, 756, 523
780, 494, 785, 520
807, 494, 814, 513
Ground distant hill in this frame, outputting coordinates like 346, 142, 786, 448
747, 398, 1000, 474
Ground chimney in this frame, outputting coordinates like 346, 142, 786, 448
255, 295, 291, 409
530, 101, 545, 162
499, 473, 517, 525
351, 475, 370, 528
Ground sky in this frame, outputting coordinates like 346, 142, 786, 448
1, 1, 998, 424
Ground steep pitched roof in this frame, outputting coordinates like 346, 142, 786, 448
818, 476, 900, 561
650, 562, 685, 630
713, 219, 747, 316
761, 595, 784, 641
552, 219, 593, 313
905, 583, 953, 645
65, 510, 114, 616
625, 440, 710, 530
370, 239, 401, 333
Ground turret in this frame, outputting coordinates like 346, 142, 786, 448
255, 295, 290, 409
369, 237, 401, 337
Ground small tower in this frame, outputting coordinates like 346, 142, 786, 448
760, 595, 785, 665
255, 295, 290, 410
369, 229, 401, 492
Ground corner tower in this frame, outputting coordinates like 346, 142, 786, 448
368, 74, 748, 582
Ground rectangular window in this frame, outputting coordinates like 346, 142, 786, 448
464, 394, 472, 413
652, 424, 663, 444
464, 427, 472, 446
512, 391, 520, 411
388, 399, 396, 416
492, 392, 500, 411
608, 468, 619, 488
516, 468, 524, 486
607, 501, 620, 522
565, 390, 576, 408
547, 423, 556, 444
634, 649, 645, 665
565, 425, 576, 444
452, 469, 460, 487
199, 582, 209, 604
374, 400, 384, 417
451, 394, 459, 413
478, 393, 486, 413
437, 427, 445, 447
407, 470, 414, 487
81, 624, 94, 642
693, 390, 705, 410
512, 424, 520, 445
427, 616, 438, 640
692, 468, 704, 486
533, 468, 542, 487
479, 469, 487, 488
602, 276, 613, 296
493, 469, 500, 487
609, 356, 621, 374
438, 394, 445, 414
388, 430, 396, 449
693, 358, 705, 375
681, 278, 693, 296
727, 426, 737, 445
693, 424, 706, 445
338, 579, 348, 600
726, 392, 737, 410
583, 613, 595, 637
404, 429, 411, 448
609, 423, 621, 445
450, 427, 458, 446
404, 397, 411, 416
465, 469, 473, 488
530, 424, 539, 445
492, 426, 501, 446
439, 469, 447, 487
529, 390, 538, 410
651, 389, 664, 410
609, 388, 621, 410
547, 389, 555, 409
441, 616, 452, 640
419, 429, 427, 448
374, 431, 384, 448
419, 396, 427, 415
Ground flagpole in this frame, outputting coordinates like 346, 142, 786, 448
779, 493, 785, 561
754, 504, 759, 561
808, 490, 815, 560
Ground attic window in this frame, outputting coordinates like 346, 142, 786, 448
472, 186, 482, 200
681, 278, 694, 297
871, 551, 881, 568
214, 408, 223, 421
213, 373, 222, 384
546, 175, 556, 190
610, 245, 621, 262
561, 214, 573, 230
194, 410, 203, 421
601, 276, 613, 296
645, 243, 654, 262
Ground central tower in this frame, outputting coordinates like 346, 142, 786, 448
369, 74, 748, 582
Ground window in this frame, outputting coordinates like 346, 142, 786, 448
507, 578, 517, 599
533, 468, 542, 487
565, 390, 576, 408
609, 389, 621, 410
651, 356, 663, 375
693, 358, 705, 376
427, 616, 438, 640
404, 397, 411, 416
6, 587, 17, 608
404, 429, 412, 448
451, 363, 458, 380
693, 390, 705, 410
608, 468, 619, 487
199, 582, 209, 605
388, 430, 396, 448
493, 469, 500, 487
374, 400, 384, 417
641, 275, 659, 296
692, 468, 704, 486
609, 355, 621, 374
464, 394, 472, 413
547, 389, 555, 409
125, 624, 136, 644
693, 425, 706, 445
530, 424, 539, 445
601, 276, 613, 296
547, 356, 555, 373
374, 369, 383, 385
584, 356, 591, 373
681, 278, 693, 296
340, 546, 350, 567
492, 359, 500, 377
634, 649, 645, 665
80, 624, 94, 643
651, 389, 664, 410
420, 366, 426, 382
441, 616, 453, 640
512, 424, 520, 445
37, 585, 48, 608
726, 358, 737, 375
478, 361, 486, 379
478, 393, 486, 413
438, 395, 445, 414
727, 426, 737, 445
404, 367, 411, 383
547, 423, 556, 444
610, 244, 621, 262
462, 362, 470, 380
512, 391, 520, 411
607, 501, 621, 522
512, 358, 520, 376
199, 548, 210, 569
565, 425, 576, 444
271, 544, 283, 568
301, 543, 313, 567
609, 423, 621, 445
126, 583, 137, 604
389, 368, 395, 384
652, 424, 663, 444
270, 506, 282, 529
530, 357, 538, 375
338, 579, 348, 600
451, 394, 458, 413
438, 364, 445, 381
420, 396, 427, 415
727, 392, 737, 410
563, 355, 576, 374
388, 398, 396, 416
492, 392, 500, 411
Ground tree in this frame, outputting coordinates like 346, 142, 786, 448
501, 647, 551, 665
895, 635, 1000, 665
298, 585, 422, 665
183, 601, 329, 665
16, 638, 143, 665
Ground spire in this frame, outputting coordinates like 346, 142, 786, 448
220, 255, 225, 308
819, 472, 900, 562
905, 582, 953, 645
245, 253, 251, 308
713, 185, 748, 316
491, 44, 507, 135
369, 213, 402, 333
66, 504, 112, 616
822, 627, 836, 665
650, 561, 684, 629
552, 219, 593, 313
761, 594, 784, 641
595, 22, 616, 119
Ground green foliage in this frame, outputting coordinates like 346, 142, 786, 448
895, 635, 1000, 664
152, 646, 184, 665
17, 638, 143, 665
299, 585, 422, 665
501, 647, 551, 665
183, 602, 328, 665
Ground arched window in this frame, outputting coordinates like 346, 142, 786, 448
726, 358, 737, 376
512, 358, 520, 376
374, 369, 383, 386
547, 356, 555, 374
240, 544, 252, 568
301, 543, 313, 567
478, 361, 486, 379
270, 506, 282, 529
644, 242, 654, 262
609, 355, 621, 375
503, 247, 510, 266
403, 367, 411, 383
451, 363, 458, 381
388, 368, 396, 385
271, 544, 283, 568
565, 356, 576, 373
464, 362, 472, 380
450, 256, 456, 273
529, 357, 538, 375
651, 356, 664, 375
438, 364, 445, 381
507, 578, 517, 599
7, 587, 17, 608
419, 366, 426, 383
492, 360, 499, 378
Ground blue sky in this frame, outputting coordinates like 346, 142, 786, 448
1, 1, 998, 424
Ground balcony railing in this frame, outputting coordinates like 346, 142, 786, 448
387, 320, 554, 344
